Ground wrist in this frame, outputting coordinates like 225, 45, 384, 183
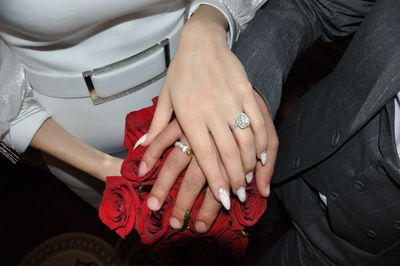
182, 5, 228, 45
190, 5, 228, 30
93, 154, 123, 182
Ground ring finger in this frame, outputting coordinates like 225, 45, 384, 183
147, 137, 192, 211
229, 112, 257, 181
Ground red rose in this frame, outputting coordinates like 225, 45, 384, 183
231, 180, 267, 227
217, 228, 249, 259
135, 181, 179, 245
124, 97, 158, 149
99, 176, 139, 239
121, 146, 164, 187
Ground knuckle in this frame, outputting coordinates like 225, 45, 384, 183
238, 135, 254, 149
163, 155, 184, 173
254, 119, 266, 132
151, 183, 166, 198
243, 158, 257, 173
229, 174, 245, 189
237, 80, 253, 94
172, 204, 188, 218
145, 149, 160, 163
185, 174, 205, 192
219, 146, 236, 162
198, 208, 217, 223
269, 136, 279, 150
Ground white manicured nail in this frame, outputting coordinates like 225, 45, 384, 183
246, 172, 254, 183
266, 184, 271, 196
134, 134, 148, 149
237, 187, 246, 203
219, 188, 231, 210
261, 151, 267, 166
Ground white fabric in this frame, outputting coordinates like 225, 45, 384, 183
0, 40, 26, 139
0, 0, 265, 207
0, 0, 264, 155
2, 88, 50, 153
190, 0, 268, 46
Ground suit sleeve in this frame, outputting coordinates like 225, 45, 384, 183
233, 0, 375, 118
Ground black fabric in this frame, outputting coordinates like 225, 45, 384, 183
254, 104, 400, 265
232, 0, 400, 264
233, 0, 375, 118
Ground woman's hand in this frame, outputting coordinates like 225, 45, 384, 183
142, 5, 268, 207
137, 89, 278, 232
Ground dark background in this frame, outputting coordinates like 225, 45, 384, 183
0, 36, 350, 266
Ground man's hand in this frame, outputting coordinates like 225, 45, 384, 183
139, 120, 224, 233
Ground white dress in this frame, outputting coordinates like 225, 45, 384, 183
0, 0, 267, 208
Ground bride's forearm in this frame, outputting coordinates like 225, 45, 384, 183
30, 118, 122, 182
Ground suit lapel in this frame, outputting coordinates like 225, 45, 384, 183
273, 0, 400, 184
350, 53, 400, 135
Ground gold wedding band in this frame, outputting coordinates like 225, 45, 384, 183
174, 141, 192, 156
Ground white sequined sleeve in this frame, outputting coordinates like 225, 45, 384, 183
0, 39, 50, 161
190, 0, 268, 47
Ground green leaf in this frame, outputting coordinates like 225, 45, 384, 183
181, 210, 190, 230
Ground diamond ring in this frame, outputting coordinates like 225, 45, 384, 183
230, 113, 250, 130
174, 141, 192, 156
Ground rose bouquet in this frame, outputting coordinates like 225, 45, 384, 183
99, 97, 267, 260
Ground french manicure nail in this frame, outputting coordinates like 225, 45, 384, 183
219, 188, 231, 210
246, 172, 254, 183
147, 196, 160, 211
169, 217, 182, 229
134, 134, 148, 149
138, 161, 148, 177
261, 151, 267, 166
237, 186, 246, 203
266, 184, 271, 197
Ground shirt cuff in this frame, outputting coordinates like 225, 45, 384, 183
2, 98, 51, 154
189, 0, 236, 48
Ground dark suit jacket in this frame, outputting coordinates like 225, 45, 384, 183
233, 0, 400, 264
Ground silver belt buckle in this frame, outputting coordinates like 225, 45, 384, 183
82, 38, 171, 105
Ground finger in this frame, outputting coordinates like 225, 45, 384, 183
147, 138, 192, 211
169, 158, 206, 229
230, 124, 257, 177
208, 117, 246, 201
254, 92, 279, 197
179, 121, 231, 210
244, 91, 268, 165
142, 84, 173, 146
139, 120, 182, 176
194, 187, 222, 233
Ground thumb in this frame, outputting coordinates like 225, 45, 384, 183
142, 88, 173, 147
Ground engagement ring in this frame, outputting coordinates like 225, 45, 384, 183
230, 112, 250, 130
